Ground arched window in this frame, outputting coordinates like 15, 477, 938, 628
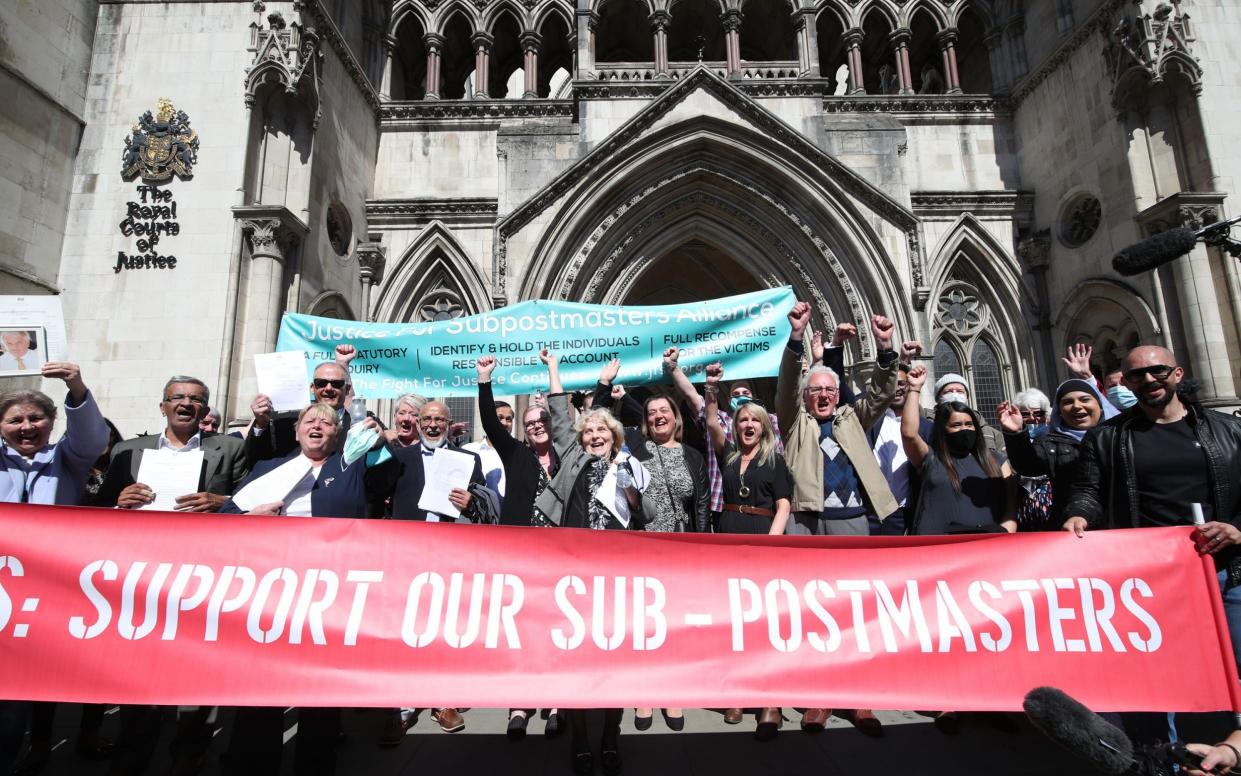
859, 7, 896, 94
441, 12, 475, 99
739, 0, 796, 62
489, 10, 522, 97
970, 339, 1004, 419
933, 339, 962, 379
668, 0, 725, 63
596, 0, 653, 62
956, 5, 993, 94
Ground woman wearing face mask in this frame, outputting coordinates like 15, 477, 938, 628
997, 379, 1120, 531
469, 357, 565, 742
703, 362, 792, 737
534, 350, 646, 776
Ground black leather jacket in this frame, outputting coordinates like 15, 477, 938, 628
1063, 402, 1241, 532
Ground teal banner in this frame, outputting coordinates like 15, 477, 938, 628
276, 287, 795, 398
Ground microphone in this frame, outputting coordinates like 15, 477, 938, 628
1112, 227, 1199, 276
1023, 687, 1134, 775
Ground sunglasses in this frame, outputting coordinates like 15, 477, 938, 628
1123, 365, 1175, 382
313, 378, 348, 390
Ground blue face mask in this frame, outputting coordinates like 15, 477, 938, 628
1106, 385, 1138, 409
342, 421, 381, 467
730, 395, 753, 413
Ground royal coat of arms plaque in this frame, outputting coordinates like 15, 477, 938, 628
120, 98, 199, 183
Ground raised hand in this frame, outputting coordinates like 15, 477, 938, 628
810, 330, 824, 364
705, 362, 723, 385
1062, 343, 1094, 380
611, 384, 626, 399
996, 401, 1024, 433
788, 301, 811, 341
334, 344, 358, 367
42, 361, 87, 403
662, 346, 680, 373
900, 340, 923, 363
476, 355, 496, 381
871, 315, 895, 350
599, 358, 621, 386
906, 364, 928, 391
831, 322, 857, 347
250, 393, 274, 430
539, 348, 557, 366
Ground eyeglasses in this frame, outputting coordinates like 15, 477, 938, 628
1123, 365, 1175, 382
1019, 410, 1047, 419
805, 386, 839, 396
420, 416, 449, 426
524, 420, 546, 429
163, 393, 207, 406
313, 378, 348, 390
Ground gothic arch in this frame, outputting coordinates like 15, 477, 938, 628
373, 222, 490, 324
307, 291, 355, 320
514, 118, 915, 357
533, 1, 574, 35
433, 2, 479, 35
592, 0, 655, 13
390, 0, 432, 38
856, 0, 899, 31
481, 1, 531, 36
928, 215, 1037, 393
948, 0, 996, 28
815, 1, 849, 30
1054, 279, 1161, 375
901, 0, 948, 30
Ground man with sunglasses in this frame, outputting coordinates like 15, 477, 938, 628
1064, 346, 1241, 671
244, 358, 355, 467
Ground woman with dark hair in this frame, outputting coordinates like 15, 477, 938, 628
901, 365, 1015, 733
470, 356, 565, 741
998, 378, 1120, 531
704, 362, 793, 738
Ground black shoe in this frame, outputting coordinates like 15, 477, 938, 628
933, 712, 961, 736
633, 712, 652, 731
661, 710, 684, 732
601, 748, 623, 776
544, 711, 563, 739
571, 750, 593, 776
507, 712, 528, 742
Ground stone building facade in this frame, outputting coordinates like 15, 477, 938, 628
2, 0, 1238, 436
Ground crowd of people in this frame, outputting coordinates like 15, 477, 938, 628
0, 299, 1239, 776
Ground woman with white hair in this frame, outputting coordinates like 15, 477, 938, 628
534, 350, 646, 776
385, 393, 426, 448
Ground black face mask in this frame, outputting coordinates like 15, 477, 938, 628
945, 429, 977, 456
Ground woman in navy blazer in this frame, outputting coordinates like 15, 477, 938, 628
220, 402, 391, 519
218, 401, 391, 776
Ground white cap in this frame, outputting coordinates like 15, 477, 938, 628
934, 373, 968, 396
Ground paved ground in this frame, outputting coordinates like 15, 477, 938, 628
23, 705, 1237, 775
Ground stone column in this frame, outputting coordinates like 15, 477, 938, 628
793, 9, 820, 78
521, 31, 542, 98
983, 29, 1007, 92
472, 32, 494, 98
423, 32, 444, 99
890, 28, 914, 94
722, 9, 743, 75
356, 241, 387, 322
650, 11, 670, 77
1017, 230, 1057, 390
843, 29, 864, 93
232, 205, 308, 358
937, 29, 961, 93
379, 33, 398, 100
576, 9, 597, 78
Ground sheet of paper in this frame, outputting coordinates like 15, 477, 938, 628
135, 449, 205, 511
254, 351, 311, 412
231, 456, 313, 512
417, 447, 475, 519
0, 296, 68, 361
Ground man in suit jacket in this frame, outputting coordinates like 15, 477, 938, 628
244, 352, 354, 469
388, 400, 486, 522
96, 376, 248, 510
94, 375, 247, 774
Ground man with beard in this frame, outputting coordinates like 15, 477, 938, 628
379, 399, 486, 735
244, 355, 353, 467
866, 361, 932, 537
1064, 345, 1241, 671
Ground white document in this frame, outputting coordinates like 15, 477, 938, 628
0, 295, 69, 361
135, 449, 205, 511
254, 351, 311, 412
231, 456, 314, 512
417, 447, 476, 519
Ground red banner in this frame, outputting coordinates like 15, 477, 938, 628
0, 505, 1236, 712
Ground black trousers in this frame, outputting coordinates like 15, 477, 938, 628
107, 706, 214, 775
225, 707, 340, 776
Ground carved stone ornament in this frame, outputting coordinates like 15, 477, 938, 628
419, 290, 466, 321
121, 98, 200, 183
356, 241, 387, 285
1059, 194, 1102, 248
1017, 229, 1052, 270
233, 204, 308, 265
934, 282, 989, 337
1103, 0, 1202, 108
245, 6, 324, 128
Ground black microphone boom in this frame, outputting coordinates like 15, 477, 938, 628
1112, 227, 1199, 276
1023, 687, 1134, 776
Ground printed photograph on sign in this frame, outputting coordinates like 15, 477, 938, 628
0, 325, 46, 377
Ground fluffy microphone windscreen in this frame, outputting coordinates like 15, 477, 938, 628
1023, 687, 1134, 776
1112, 227, 1198, 276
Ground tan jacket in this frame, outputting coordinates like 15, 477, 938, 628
775, 343, 901, 520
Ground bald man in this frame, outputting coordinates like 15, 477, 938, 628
1063, 345, 1241, 669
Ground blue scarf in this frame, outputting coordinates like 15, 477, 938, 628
1049, 379, 1121, 442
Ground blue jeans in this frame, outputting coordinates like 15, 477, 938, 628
1219, 569, 1241, 672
